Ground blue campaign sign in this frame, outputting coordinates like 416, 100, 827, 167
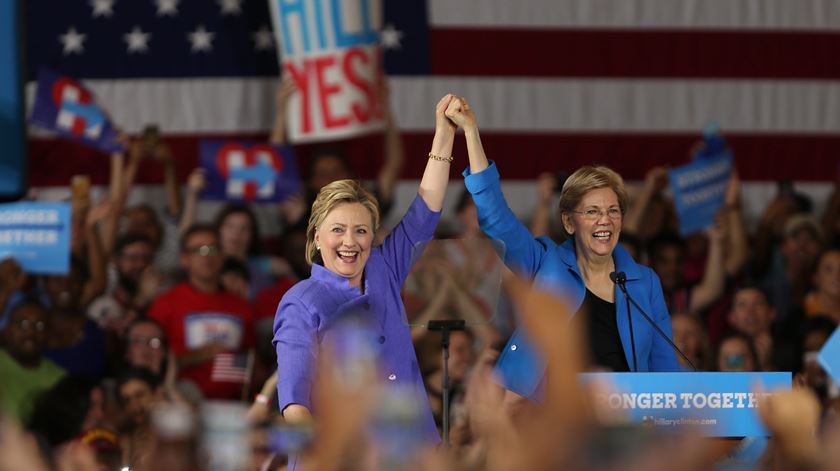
0, 202, 71, 274
580, 372, 791, 437
668, 152, 732, 236
200, 140, 301, 203
29, 68, 123, 154
817, 326, 840, 386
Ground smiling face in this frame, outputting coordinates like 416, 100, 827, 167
219, 212, 253, 258
315, 202, 375, 287
562, 187, 622, 259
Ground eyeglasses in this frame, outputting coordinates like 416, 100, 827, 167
184, 244, 220, 256
569, 207, 623, 221
128, 336, 163, 349
12, 319, 46, 332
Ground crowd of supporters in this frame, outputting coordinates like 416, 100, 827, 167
1, 79, 839, 470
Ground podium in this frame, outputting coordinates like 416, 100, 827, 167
579, 372, 791, 437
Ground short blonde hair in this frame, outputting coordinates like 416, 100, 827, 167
558, 166, 627, 232
305, 179, 380, 265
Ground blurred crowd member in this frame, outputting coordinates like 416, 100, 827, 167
220, 256, 252, 300
727, 285, 777, 370
424, 328, 477, 430
88, 233, 160, 336
215, 204, 287, 299
0, 300, 66, 422
802, 247, 840, 321
714, 331, 760, 372
148, 224, 255, 400
116, 367, 163, 469
670, 312, 712, 371
795, 315, 838, 410
28, 375, 107, 460
42, 257, 108, 380
0, 257, 27, 330
755, 210, 823, 318
647, 229, 725, 316
623, 166, 679, 242
822, 170, 840, 246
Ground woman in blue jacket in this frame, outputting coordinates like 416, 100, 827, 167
445, 98, 679, 406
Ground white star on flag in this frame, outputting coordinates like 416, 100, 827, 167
188, 25, 215, 53
124, 26, 151, 53
155, 0, 179, 17
379, 24, 403, 50
59, 27, 87, 55
252, 26, 274, 51
90, 0, 115, 18
218, 0, 242, 16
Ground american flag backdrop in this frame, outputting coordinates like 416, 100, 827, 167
25, 0, 840, 188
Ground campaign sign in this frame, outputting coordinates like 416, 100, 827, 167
0, 202, 71, 274
580, 372, 790, 437
269, 0, 385, 143
29, 68, 122, 153
200, 140, 301, 203
668, 152, 732, 236
817, 326, 840, 385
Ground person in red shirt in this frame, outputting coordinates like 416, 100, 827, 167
148, 223, 255, 400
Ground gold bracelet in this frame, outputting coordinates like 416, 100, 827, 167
428, 152, 453, 163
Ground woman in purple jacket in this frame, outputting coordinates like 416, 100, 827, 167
272, 94, 464, 450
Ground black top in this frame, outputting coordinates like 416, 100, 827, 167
583, 288, 630, 372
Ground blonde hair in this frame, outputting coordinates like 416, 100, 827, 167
558, 166, 627, 234
305, 179, 380, 265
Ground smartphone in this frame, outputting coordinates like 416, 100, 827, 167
71, 175, 91, 210
143, 124, 160, 153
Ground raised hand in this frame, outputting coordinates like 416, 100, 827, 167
435, 93, 456, 135
444, 95, 476, 130
276, 75, 297, 111
186, 167, 207, 195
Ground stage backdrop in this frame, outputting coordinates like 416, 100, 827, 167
24, 0, 840, 187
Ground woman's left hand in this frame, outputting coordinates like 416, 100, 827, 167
435, 93, 457, 135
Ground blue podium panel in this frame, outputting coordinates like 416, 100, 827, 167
579, 372, 791, 437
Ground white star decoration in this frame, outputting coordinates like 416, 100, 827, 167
90, 0, 115, 18
124, 26, 151, 53
380, 24, 403, 50
252, 26, 275, 51
218, 0, 243, 16
188, 25, 215, 53
59, 27, 87, 55
156, 0, 179, 17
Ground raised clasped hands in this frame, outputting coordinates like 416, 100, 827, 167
444, 94, 476, 131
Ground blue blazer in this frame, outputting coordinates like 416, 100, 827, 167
464, 162, 680, 400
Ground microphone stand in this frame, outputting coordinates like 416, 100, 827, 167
612, 273, 697, 371
427, 319, 466, 446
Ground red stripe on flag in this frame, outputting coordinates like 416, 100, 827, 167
27, 131, 840, 186
430, 28, 840, 79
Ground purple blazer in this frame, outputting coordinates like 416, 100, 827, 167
273, 195, 441, 446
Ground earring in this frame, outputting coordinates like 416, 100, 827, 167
316, 245, 320, 251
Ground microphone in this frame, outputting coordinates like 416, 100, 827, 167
610, 271, 697, 372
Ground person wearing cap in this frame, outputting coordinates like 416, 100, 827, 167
451, 98, 679, 411
762, 214, 823, 319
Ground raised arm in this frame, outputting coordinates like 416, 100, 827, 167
376, 79, 405, 211
452, 99, 548, 276
269, 76, 295, 145
418, 94, 457, 211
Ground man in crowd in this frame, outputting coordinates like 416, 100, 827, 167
0, 300, 66, 422
148, 224, 254, 399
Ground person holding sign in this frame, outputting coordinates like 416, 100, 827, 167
272, 94, 460, 449
452, 98, 679, 410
